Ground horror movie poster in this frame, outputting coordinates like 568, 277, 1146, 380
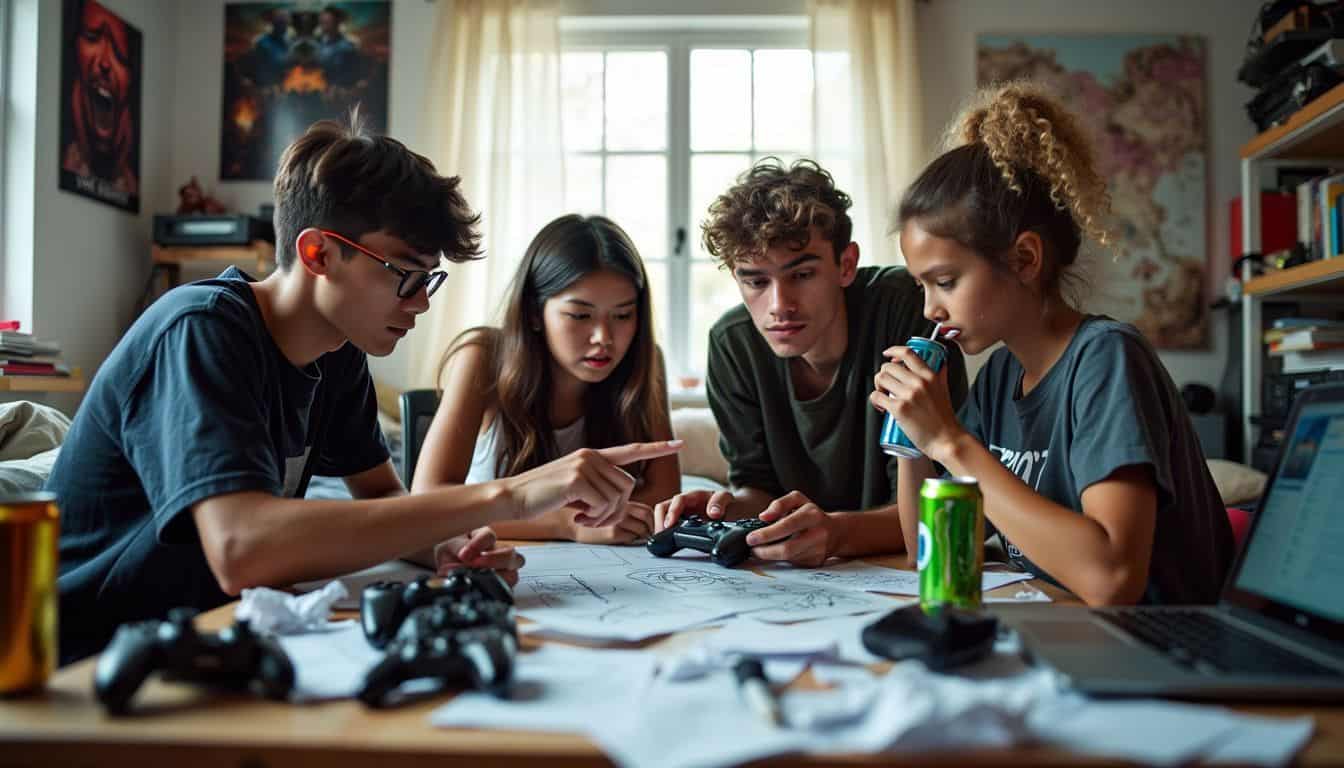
220, 2, 390, 181
60, 0, 142, 213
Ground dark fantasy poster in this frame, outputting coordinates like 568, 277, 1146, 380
221, 2, 391, 181
60, 0, 143, 213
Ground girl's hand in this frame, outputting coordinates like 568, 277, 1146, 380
434, 527, 525, 587
569, 501, 654, 544
870, 345, 965, 463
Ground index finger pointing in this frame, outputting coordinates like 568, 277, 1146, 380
594, 440, 685, 466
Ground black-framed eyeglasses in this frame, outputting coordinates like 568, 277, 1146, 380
319, 229, 447, 299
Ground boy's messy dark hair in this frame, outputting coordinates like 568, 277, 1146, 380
701, 158, 853, 270
271, 108, 482, 270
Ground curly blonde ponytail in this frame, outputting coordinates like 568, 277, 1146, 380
948, 81, 1111, 248
897, 80, 1111, 303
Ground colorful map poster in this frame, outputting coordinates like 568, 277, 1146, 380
977, 35, 1208, 349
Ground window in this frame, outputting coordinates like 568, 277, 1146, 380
559, 19, 855, 387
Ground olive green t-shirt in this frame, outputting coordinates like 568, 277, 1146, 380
705, 266, 968, 512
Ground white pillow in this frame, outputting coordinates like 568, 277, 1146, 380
0, 445, 61, 495
670, 407, 729, 486
0, 401, 71, 461
1206, 459, 1267, 506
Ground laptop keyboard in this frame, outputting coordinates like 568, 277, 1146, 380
1097, 609, 1343, 677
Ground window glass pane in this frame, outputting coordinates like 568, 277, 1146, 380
690, 49, 751, 152
605, 51, 667, 151
690, 153, 752, 259
753, 49, 813, 152
561, 52, 603, 152
606, 154, 668, 262
690, 262, 745, 377
752, 152, 802, 169
642, 259, 670, 360
564, 154, 603, 214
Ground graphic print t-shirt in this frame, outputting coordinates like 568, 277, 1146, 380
957, 316, 1233, 604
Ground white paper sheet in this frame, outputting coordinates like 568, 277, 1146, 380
512, 544, 891, 640
762, 560, 1034, 596
292, 560, 434, 610
274, 620, 382, 701
429, 645, 659, 733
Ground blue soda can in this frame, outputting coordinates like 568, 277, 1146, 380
879, 336, 947, 459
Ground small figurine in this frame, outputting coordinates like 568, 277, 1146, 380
177, 177, 228, 215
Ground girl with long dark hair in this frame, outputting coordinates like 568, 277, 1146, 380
413, 214, 680, 543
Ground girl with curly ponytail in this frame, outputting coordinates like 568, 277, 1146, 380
871, 82, 1233, 606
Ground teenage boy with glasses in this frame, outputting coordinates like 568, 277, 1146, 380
48, 114, 682, 664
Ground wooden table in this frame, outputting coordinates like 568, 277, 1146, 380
2, 556, 1340, 767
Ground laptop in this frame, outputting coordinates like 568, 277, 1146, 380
994, 382, 1344, 700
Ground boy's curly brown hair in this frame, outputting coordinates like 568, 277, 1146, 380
701, 158, 853, 269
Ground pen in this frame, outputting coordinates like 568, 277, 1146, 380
733, 657, 784, 728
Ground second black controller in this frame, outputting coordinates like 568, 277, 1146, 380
361, 567, 514, 649
646, 514, 772, 567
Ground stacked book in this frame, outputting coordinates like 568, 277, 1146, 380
1265, 319, 1344, 374
0, 323, 69, 378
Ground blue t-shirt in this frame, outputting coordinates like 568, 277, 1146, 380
48, 268, 389, 663
958, 316, 1234, 604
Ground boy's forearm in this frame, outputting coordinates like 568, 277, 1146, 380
828, 504, 906, 559
195, 482, 517, 594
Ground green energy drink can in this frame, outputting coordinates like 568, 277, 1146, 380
917, 477, 984, 611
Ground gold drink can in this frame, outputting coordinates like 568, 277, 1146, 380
0, 492, 59, 695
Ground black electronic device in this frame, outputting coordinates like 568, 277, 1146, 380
861, 604, 999, 672
152, 213, 274, 246
356, 593, 518, 707
94, 608, 295, 715
1246, 59, 1343, 131
646, 514, 772, 567
360, 568, 514, 650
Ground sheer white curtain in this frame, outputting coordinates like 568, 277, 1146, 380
810, 0, 921, 266
408, 0, 566, 388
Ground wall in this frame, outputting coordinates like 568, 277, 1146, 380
916, 0, 1265, 390
3, 0, 175, 416
159, 0, 1264, 393
165, 0, 436, 390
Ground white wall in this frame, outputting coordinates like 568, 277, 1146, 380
916, 0, 1265, 390
3, 0, 175, 416
155, 0, 1262, 393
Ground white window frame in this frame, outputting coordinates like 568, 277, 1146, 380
560, 16, 811, 384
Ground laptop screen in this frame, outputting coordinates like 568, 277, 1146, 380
1228, 388, 1344, 632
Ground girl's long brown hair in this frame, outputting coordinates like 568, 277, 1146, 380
440, 214, 667, 478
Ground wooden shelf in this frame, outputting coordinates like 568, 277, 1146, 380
0, 371, 85, 393
151, 241, 275, 273
1243, 257, 1344, 297
1240, 81, 1344, 161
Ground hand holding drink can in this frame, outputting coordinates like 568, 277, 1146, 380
879, 324, 948, 459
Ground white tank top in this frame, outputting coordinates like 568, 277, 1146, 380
464, 416, 588, 483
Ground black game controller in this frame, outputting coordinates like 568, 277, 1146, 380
94, 608, 295, 715
646, 514, 772, 567
356, 594, 518, 707
361, 567, 514, 649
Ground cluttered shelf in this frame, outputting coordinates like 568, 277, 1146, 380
1241, 81, 1344, 160
1244, 256, 1344, 296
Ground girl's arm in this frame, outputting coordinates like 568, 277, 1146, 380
894, 456, 938, 568
412, 335, 569, 541
873, 345, 1156, 606
933, 432, 1156, 605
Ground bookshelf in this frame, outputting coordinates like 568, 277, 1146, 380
1239, 83, 1344, 464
